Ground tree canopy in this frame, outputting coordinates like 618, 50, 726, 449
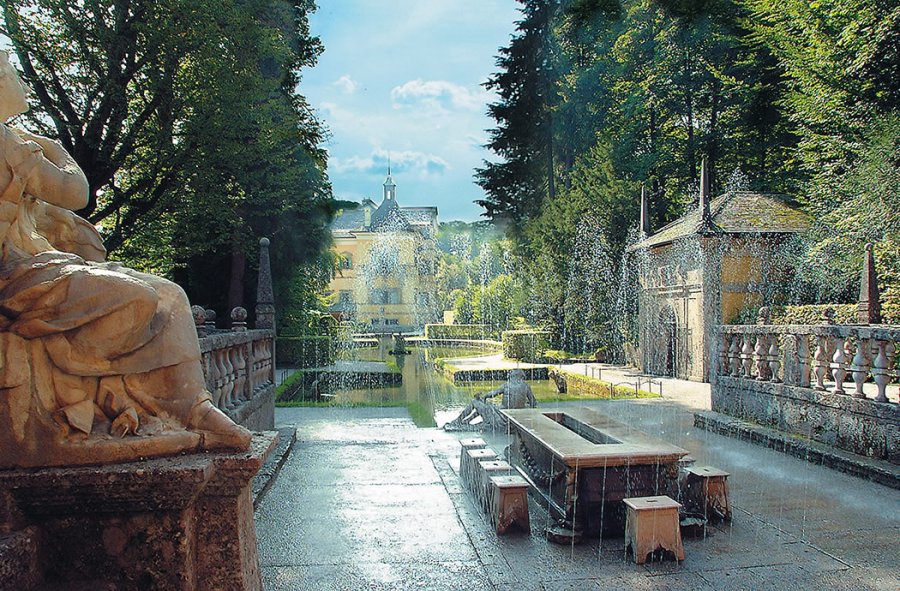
478, 0, 899, 350
1, 0, 335, 321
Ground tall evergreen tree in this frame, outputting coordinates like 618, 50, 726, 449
475, 0, 558, 232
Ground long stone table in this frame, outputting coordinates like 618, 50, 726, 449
503, 407, 689, 536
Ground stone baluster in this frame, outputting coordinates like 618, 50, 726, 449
797, 334, 812, 388
252, 340, 265, 388
831, 336, 850, 395
232, 344, 248, 402
871, 340, 895, 403
813, 336, 829, 391
741, 334, 754, 378
850, 336, 871, 399
755, 334, 769, 381
719, 333, 731, 377
768, 335, 781, 383
214, 349, 229, 408
729, 333, 742, 377
223, 348, 237, 408
206, 349, 221, 407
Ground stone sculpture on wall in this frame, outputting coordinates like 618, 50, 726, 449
0, 51, 250, 468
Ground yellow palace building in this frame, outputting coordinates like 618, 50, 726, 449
327, 172, 439, 333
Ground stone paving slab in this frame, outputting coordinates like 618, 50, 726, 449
256, 405, 899, 590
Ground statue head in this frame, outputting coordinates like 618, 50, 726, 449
509, 369, 526, 383
0, 51, 30, 122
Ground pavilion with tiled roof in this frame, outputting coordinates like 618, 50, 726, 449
630, 158, 810, 382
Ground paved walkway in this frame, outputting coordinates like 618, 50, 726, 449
255, 379, 899, 590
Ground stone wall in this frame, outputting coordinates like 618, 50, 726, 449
713, 376, 899, 463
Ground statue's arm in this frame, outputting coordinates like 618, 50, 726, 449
480, 385, 504, 400
13, 129, 88, 211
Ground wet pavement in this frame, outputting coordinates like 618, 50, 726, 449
256, 390, 899, 590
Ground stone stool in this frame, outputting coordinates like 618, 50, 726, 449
459, 437, 487, 452
475, 459, 515, 510
685, 466, 731, 523
461, 448, 497, 490
623, 496, 684, 564
489, 474, 530, 535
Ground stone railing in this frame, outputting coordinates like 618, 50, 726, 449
717, 324, 899, 403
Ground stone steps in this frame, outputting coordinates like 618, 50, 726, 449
0, 527, 40, 591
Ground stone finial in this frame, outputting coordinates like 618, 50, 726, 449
699, 155, 711, 222
858, 243, 881, 324
640, 183, 651, 236
255, 237, 275, 330
757, 306, 771, 325
204, 308, 217, 331
192, 305, 206, 326
192, 305, 207, 336
231, 307, 248, 332
822, 307, 835, 325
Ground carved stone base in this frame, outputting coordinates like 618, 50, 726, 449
0, 433, 276, 591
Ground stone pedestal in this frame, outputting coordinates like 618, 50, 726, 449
0, 433, 276, 591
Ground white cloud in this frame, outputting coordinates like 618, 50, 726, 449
332, 149, 449, 177
391, 79, 488, 112
332, 74, 357, 94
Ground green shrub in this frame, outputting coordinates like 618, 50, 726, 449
502, 329, 552, 362
425, 324, 493, 340
276, 336, 335, 368
275, 370, 308, 401
771, 304, 857, 325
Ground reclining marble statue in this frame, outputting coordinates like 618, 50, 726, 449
0, 51, 251, 468
443, 369, 537, 432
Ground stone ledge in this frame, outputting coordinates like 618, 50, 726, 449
251, 426, 296, 508
198, 329, 275, 353
694, 410, 900, 490
716, 376, 900, 421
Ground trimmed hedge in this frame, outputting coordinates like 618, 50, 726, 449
425, 324, 492, 340
502, 329, 552, 362
276, 336, 335, 368
771, 304, 857, 326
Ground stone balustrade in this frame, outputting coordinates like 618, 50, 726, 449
193, 307, 276, 431
717, 324, 899, 403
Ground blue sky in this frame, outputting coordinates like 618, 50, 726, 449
301, 1, 521, 222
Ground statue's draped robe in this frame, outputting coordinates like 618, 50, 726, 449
0, 126, 205, 426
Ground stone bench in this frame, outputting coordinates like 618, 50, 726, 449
623, 495, 684, 564
460, 448, 497, 490
488, 474, 530, 535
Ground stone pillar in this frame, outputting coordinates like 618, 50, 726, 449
640, 183, 651, 236
0, 434, 277, 591
255, 237, 275, 330
858, 243, 881, 324
699, 155, 711, 223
